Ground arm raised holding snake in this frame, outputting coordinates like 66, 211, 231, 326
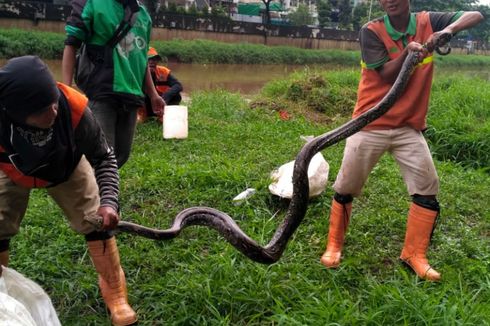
86, 2, 483, 280
319, 1, 483, 282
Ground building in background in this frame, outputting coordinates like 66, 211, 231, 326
232, 1, 286, 24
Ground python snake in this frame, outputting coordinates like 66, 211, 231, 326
85, 34, 452, 264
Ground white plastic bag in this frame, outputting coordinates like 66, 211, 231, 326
269, 151, 329, 199
0, 291, 37, 326
0, 266, 61, 326
232, 188, 256, 205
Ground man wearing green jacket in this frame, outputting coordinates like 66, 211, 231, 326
62, 0, 164, 169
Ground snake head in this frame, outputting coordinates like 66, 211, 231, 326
84, 214, 104, 230
425, 32, 452, 56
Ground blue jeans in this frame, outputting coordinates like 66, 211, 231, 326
89, 100, 138, 168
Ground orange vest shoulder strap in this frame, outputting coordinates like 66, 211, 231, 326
368, 12, 432, 42
414, 11, 433, 42
366, 19, 389, 42
57, 82, 88, 129
156, 66, 171, 80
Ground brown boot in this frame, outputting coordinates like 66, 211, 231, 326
87, 238, 137, 326
400, 203, 441, 281
0, 250, 8, 276
320, 198, 352, 268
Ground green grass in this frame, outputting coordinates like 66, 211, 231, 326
257, 69, 490, 171
9, 86, 490, 325
1, 28, 490, 67
152, 39, 361, 65
426, 76, 490, 171
0, 28, 66, 59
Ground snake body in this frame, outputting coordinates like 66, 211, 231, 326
85, 35, 451, 264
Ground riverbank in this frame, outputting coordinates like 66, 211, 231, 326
1, 28, 490, 67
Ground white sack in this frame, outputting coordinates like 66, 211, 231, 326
0, 291, 37, 326
269, 152, 329, 199
0, 266, 61, 326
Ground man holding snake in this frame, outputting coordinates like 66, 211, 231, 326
0, 56, 136, 325
320, 0, 483, 281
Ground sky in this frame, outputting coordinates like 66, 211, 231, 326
478, 0, 490, 5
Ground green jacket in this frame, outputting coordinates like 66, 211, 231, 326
65, 0, 152, 104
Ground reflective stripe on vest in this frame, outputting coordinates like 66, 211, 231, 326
360, 54, 433, 69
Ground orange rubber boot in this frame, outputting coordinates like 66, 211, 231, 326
400, 203, 441, 281
320, 198, 352, 268
0, 250, 8, 276
87, 238, 137, 326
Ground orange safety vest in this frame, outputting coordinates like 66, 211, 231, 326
353, 12, 434, 131
0, 83, 87, 188
151, 65, 171, 95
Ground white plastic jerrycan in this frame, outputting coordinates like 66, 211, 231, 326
163, 105, 188, 139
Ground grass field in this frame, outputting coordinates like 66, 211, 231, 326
8, 70, 490, 324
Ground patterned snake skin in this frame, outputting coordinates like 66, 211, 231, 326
85, 33, 452, 264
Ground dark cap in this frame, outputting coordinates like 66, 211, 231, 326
0, 56, 59, 123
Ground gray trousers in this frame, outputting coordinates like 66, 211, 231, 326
89, 100, 138, 168
333, 127, 439, 197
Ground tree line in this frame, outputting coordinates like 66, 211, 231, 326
263, 0, 488, 42
142, 0, 489, 42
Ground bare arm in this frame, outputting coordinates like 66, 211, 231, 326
427, 11, 484, 51
377, 42, 427, 84
442, 11, 484, 35
144, 65, 165, 115
62, 45, 77, 86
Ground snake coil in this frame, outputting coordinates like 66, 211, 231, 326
85, 34, 452, 264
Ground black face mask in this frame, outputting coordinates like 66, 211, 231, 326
6, 123, 56, 175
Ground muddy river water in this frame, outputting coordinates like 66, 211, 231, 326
0, 59, 488, 96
